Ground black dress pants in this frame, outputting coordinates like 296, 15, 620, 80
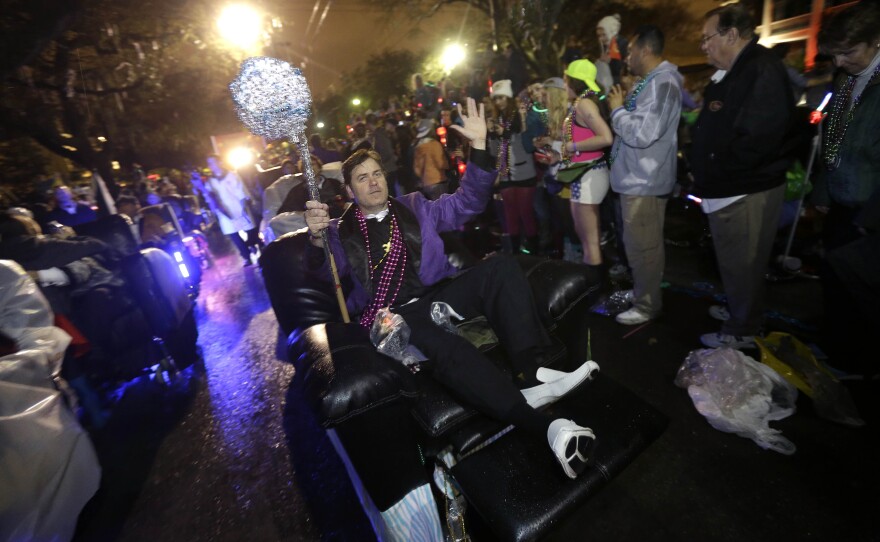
227, 227, 262, 260
395, 254, 552, 421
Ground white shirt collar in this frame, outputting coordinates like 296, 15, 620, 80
365, 207, 390, 221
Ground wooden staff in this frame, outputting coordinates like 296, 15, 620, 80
293, 131, 350, 323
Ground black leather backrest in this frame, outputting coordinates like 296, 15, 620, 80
260, 231, 343, 336
261, 234, 601, 337
73, 214, 139, 256
517, 255, 600, 324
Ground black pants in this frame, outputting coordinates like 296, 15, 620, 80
395, 255, 552, 421
820, 204, 879, 374
227, 227, 262, 260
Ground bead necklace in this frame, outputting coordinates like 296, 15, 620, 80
495, 115, 513, 180
562, 90, 602, 168
355, 202, 408, 328
822, 62, 880, 170
531, 101, 549, 127
369, 219, 395, 272
623, 72, 659, 112
608, 71, 660, 165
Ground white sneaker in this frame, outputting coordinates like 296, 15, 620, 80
700, 332, 756, 349
548, 419, 595, 479
615, 307, 652, 326
522, 361, 600, 409
708, 305, 731, 321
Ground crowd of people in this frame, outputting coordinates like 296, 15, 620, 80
1, 0, 878, 493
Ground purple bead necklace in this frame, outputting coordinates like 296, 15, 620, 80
355, 201, 407, 328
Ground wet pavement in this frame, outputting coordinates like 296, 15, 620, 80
74, 250, 371, 541
72, 200, 879, 541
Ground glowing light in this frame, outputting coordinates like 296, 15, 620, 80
217, 4, 263, 50
97, 136, 107, 142
351, 98, 361, 106
687, 194, 702, 204
817, 92, 832, 113
179, 263, 190, 279
62, 145, 77, 152
316, 121, 325, 128
111, 161, 121, 170
440, 41, 464, 72
174, 251, 184, 263
226, 146, 255, 169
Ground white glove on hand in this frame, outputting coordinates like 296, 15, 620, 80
37, 267, 70, 286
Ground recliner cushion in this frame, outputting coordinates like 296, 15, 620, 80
288, 323, 420, 426
450, 373, 669, 542
518, 256, 600, 326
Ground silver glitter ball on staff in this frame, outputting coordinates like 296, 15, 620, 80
229, 57, 312, 140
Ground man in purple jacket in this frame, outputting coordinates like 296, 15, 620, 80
304, 98, 597, 481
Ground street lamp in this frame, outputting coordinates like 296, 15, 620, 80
226, 146, 255, 170
217, 4, 263, 51
441, 43, 466, 73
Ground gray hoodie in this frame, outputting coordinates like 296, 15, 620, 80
609, 60, 682, 196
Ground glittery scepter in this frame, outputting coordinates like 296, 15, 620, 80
230, 56, 351, 323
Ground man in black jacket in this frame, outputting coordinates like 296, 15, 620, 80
689, 4, 795, 349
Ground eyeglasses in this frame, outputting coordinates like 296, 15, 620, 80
700, 31, 722, 45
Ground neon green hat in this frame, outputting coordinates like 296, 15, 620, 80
565, 59, 601, 93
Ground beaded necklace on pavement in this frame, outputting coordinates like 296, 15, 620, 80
822, 62, 880, 171
355, 202, 407, 328
562, 90, 602, 168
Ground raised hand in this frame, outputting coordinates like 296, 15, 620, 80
449, 97, 487, 149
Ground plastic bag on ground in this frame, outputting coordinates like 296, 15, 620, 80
675, 347, 798, 455
590, 289, 633, 316
756, 332, 864, 428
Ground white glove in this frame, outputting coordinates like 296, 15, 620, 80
36, 267, 70, 286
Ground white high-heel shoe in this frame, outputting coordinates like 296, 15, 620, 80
521, 360, 600, 409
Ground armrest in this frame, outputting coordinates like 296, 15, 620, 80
516, 255, 601, 325
288, 322, 420, 427
73, 214, 140, 257
261, 231, 343, 336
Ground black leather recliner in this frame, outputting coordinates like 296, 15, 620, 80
73, 215, 199, 377
261, 230, 668, 541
